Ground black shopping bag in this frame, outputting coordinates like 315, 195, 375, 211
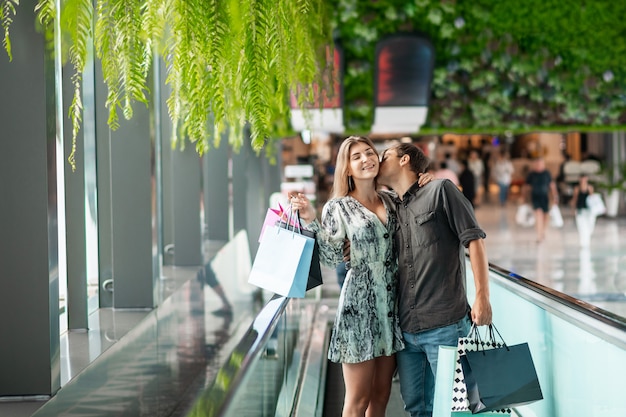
276, 212, 322, 291
460, 326, 543, 413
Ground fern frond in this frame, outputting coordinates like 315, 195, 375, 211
95, 0, 150, 129
159, 0, 331, 153
142, 0, 170, 56
164, 0, 194, 149
55, 0, 94, 171
242, 0, 273, 149
35, 0, 54, 25
2, 0, 20, 61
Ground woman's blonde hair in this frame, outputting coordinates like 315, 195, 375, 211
331, 135, 379, 198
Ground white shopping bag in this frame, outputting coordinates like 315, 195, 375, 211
452, 325, 512, 414
549, 204, 563, 228
248, 225, 314, 298
586, 193, 606, 216
515, 204, 535, 227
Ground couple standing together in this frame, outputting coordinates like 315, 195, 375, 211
291, 136, 493, 417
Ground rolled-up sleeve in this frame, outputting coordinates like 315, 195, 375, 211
459, 228, 487, 248
441, 180, 486, 247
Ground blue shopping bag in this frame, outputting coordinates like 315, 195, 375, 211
248, 225, 315, 298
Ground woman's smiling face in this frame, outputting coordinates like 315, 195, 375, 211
348, 141, 379, 181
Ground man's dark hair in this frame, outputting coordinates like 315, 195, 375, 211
394, 143, 431, 175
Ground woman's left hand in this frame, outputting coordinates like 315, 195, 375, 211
418, 172, 434, 187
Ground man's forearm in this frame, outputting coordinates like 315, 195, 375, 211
468, 238, 493, 325
468, 239, 490, 299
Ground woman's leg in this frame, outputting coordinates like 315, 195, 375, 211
342, 360, 375, 417
588, 210, 598, 241
366, 355, 396, 417
576, 210, 595, 247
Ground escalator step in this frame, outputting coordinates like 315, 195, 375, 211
322, 360, 345, 417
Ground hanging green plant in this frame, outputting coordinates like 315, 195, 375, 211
8, 0, 626, 154
7, 0, 333, 169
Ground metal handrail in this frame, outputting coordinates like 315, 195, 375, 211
490, 262, 626, 328
486, 260, 626, 349
185, 294, 290, 417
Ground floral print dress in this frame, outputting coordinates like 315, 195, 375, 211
306, 193, 404, 363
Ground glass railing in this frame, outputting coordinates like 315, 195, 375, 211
184, 295, 325, 417
187, 260, 626, 417
464, 261, 626, 417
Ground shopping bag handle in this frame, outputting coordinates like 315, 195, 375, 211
469, 323, 509, 354
486, 323, 509, 351
466, 323, 485, 348
276, 204, 303, 236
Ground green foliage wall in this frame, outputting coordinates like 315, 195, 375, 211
331, 0, 626, 133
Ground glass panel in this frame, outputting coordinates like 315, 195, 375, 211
83, 57, 100, 314
183, 296, 322, 417
56, 128, 68, 333
466, 261, 626, 417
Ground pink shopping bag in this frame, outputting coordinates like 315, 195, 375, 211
258, 204, 297, 242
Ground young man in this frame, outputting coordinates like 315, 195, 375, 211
378, 143, 493, 417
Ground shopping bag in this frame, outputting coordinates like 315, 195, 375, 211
459, 325, 543, 413
258, 204, 295, 242
276, 214, 323, 291
515, 204, 535, 227
452, 325, 511, 414
248, 225, 314, 298
549, 204, 563, 228
586, 193, 606, 216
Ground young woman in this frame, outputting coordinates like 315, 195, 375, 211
524, 157, 558, 243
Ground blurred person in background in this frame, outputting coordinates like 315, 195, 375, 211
524, 157, 558, 243
491, 150, 514, 206
467, 150, 485, 206
458, 159, 476, 207
571, 174, 598, 248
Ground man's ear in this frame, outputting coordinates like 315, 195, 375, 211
399, 154, 410, 166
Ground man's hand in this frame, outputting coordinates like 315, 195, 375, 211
471, 295, 493, 326
342, 239, 351, 262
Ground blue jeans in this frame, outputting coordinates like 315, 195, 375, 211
396, 316, 472, 417
498, 182, 510, 205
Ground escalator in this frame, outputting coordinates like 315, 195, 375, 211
183, 259, 626, 417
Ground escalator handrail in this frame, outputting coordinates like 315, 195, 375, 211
487, 260, 626, 347
186, 294, 290, 417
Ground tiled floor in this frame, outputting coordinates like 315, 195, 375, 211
0, 235, 259, 417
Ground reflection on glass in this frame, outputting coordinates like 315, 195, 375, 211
56, 130, 67, 333
577, 248, 596, 295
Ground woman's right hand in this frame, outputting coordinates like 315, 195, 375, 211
290, 193, 316, 223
